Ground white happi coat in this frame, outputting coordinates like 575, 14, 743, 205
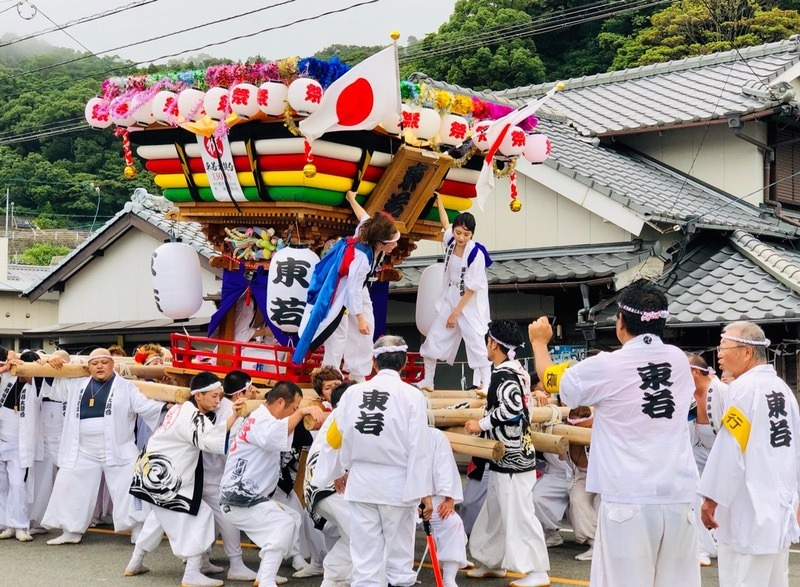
0, 373, 42, 469
335, 370, 432, 505
304, 407, 345, 511
131, 401, 229, 515
437, 230, 489, 333
45, 375, 165, 469
698, 364, 800, 553
559, 335, 698, 503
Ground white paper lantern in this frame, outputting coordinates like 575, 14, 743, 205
131, 97, 157, 126
498, 126, 527, 157
257, 81, 289, 116
229, 83, 260, 119
523, 133, 552, 163
85, 97, 111, 129
471, 121, 493, 152
203, 86, 231, 121
416, 263, 445, 337
151, 242, 204, 320
109, 97, 136, 128
380, 110, 402, 134
438, 114, 469, 147
152, 91, 178, 123
287, 78, 323, 116
177, 88, 206, 122
403, 106, 440, 140
266, 246, 320, 333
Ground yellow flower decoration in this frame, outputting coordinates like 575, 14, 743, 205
451, 94, 473, 116
278, 57, 299, 79
434, 90, 452, 111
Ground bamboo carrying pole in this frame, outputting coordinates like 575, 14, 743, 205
440, 431, 505, 461
427, 398, 484, 409
431, 406, 571, 427
530, 431, 570, 457
132, 380, 191, 404
424, 390, 481, 399
548, 423, 592, 446
11, 362, 166, 380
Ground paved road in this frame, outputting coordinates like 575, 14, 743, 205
6, 524, 799, 586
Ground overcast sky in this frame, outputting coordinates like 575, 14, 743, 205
0, 0, 458, 64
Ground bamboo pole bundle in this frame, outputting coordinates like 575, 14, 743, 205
11, 362, 167, 380
440, 430, 505, 461
430, 406, 571, 428
133, 380, 191, 404
424, 390, 481, 399
427, 398, 484, 409
530, 431, 569, 457
547, 423, 591, 446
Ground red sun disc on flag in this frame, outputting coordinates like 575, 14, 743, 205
336, 78, 374, 127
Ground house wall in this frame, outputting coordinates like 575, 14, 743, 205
0, 291, 59, 351
413, 173, 633, 257
58, 230, 219, 323
620, 122, 767, 207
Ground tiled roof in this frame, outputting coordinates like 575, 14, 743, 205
494, 38, 800, 136
0, 264, 53, 293
390, 241, 655, 290
531, 117, 798, 237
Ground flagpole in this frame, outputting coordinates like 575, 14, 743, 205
390, 30, 405, 146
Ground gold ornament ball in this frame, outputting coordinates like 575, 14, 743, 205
390, 30, 401, 41
556, 81, 566, 91
303, 163, 317, 178
510, 199, 522, 212
124, 165, 137, 179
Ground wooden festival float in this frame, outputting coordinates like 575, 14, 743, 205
74, 48, 562, 458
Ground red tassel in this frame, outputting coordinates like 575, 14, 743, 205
303, 139, 314, 163
244, 285, 251, 306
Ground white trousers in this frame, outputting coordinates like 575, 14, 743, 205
28, 401, 63, 526
137, 502, 215, 559
203, 482, 243, 559
41, 450, 143, 534
469, 470, 549, 574
349, 501, 417, 587
222, 501, 300, 583
591, 501, 700, 587
567, 469, 598, 545
322, 289, 374, 380
420, 291, 491, 370
316, 493, 352, 582
430, 496, 468, 566
460, 468, 489, 536
532, 471, 569, 532
0, 439, 28, 529
717, 542, 789, 587
273, 489, 327, 564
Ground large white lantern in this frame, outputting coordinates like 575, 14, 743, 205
177, 88, 206, 122
438, 114, 469, 147
266, 246, 320, 333
380, 110, 402, 134
152, 91, 178, 123
85, 97, 111, 129
109, 97, 136, 128
131, 97, 157, 126
403, 106, 440, 140
229, 83, 260, 119
287, 78, 323, 116
471, 121, 493, 152
203, 86, 231, 121
257, 81, 289, 116
151, 242, 204, 320
498, 126, 527, 157
523, 134, 552, 163
416, 263, 445, 337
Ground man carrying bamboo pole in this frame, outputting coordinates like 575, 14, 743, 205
464, 320, 550, 587
529, 280, 699, 587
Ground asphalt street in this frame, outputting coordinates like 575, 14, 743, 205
4, 524, 798, 586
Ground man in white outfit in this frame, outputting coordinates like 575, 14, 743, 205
699, 321, 800, 587
530, 280, 700, 587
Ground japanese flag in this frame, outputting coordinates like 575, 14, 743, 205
475, 84, 561, 209
299, 46, 401, 143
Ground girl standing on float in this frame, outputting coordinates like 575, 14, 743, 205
418, 195, 492, 390
294, 190, 400, 382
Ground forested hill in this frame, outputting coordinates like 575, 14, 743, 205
2, 0, 800, 231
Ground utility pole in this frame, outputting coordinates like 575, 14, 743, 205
4, 187, 8, 237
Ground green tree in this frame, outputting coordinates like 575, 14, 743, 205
20, 242, 70, 266
313, 44, 387, 66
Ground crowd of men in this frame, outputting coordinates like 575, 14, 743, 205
0, 280, 799, 587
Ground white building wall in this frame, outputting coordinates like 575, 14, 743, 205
58, 230, 218, 323
0, 293, 58, 332
620, 123, 766, 206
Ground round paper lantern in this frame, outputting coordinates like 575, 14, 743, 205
416, 263, 445, 337
109, 97, 136, 128
229, 83, 260, 119
177, 88, 206, 122
203, 86, 231, 121
257, 81, 289, 116
471, 121, 493, 152
438, 114, 469, 147
523, 133, 552, 163
380, 110, 401, 134
85, 97, 111, 129
131, 97, 157, 126
152, 91, 178, 123
498, 126, 527, 157
403, 107, 440, 140
287, 78, 323, 116
266, 246, 320, 333
151, 242, 204, 320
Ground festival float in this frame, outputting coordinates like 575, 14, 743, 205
83, 37, 555, 387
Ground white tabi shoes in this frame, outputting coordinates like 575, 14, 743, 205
544, 528, 564, 547
15, 529, 33, 542
465, 566, 507, 578
253, 576, 287, 587
290, 554, 308, 571
508, 571, 551, 587
226, 562, 258, 582
0, 528, 14, 540
46, 531, 82, 545
292, 563, 324, 578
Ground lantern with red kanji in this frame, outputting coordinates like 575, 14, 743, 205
403, 106, 440, 141
257, 81, 289, 116
152, 91, 179, 124
229, 83, 260, 119
131, 98, 157, 126
203, 87, 231, 121
85, 97, 111, 129
523, 133, 552, 163
177, 88, 206, 122
380, 110, 402, 134
438, 114, 469, 147
109, 97, 136, 128
287, 78, 323, 116
498, 126, 527, 157
471, 121, 492, 152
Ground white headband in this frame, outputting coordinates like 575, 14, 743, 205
192, 382, 222, 395
567, 415, 593, 425
88, 354, 114, 364
382, 231, 401, 244
229, 382, 251, 396
372, 345, 408, 356
489, 333, 523, 360
144, 354, 163, 365
617, 302, 669, 322
721, 333, 770, 347
690, 364, 714, 375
